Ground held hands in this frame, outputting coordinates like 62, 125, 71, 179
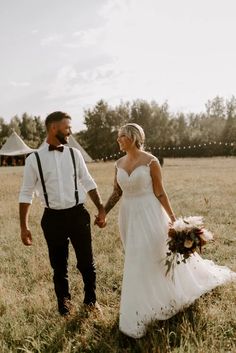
94, 207, 107, 228
21, 228, 32, 246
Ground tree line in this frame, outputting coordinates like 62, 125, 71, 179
1, 96, 236, 159
77, 96, 236, 159
0, 113, 46, 149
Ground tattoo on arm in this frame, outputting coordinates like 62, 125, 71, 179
156, 192, 164, 200
88, 189, 104, 210
105, 184, 122, 214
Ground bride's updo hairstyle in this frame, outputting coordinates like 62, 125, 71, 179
119, 123, 145, 150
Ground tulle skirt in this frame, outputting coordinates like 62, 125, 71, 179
118, 192, 236, 338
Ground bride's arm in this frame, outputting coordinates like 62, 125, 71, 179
150, 160, 176, 223
104, 168, 122, 214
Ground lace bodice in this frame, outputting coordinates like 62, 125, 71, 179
116, 158, 158, 197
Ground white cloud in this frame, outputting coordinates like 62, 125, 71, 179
9, 81, 31, 87
40, 34, 64, 46
76, 0, 236, 112
46, 62, 120, 101
46, 66, 78, 99
17, 0, 235, 130
70, 27, 105, 48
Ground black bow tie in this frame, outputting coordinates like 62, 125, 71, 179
48, 144, 64, 152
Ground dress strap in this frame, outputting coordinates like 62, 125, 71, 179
147, 157, 158, 166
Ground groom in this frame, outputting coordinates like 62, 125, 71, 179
19, 111, 106, 316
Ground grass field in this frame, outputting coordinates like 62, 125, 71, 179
0, 158, 235, 353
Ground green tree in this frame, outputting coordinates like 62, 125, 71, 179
0, 117, 10, 146
9, 115, 21, 135
204, 96, 226, 142
129, 100, 154, 141
147, 101, 171, 147
34, 116, 46, 146
20, 113, 39, 148
222, 96, 236, 142
83, 100, 120, 159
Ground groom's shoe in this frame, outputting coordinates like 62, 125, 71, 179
58, 298, 74, 317
83, 301, 104, 318
83, 290, 96, 305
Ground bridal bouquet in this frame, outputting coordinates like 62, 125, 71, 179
165, 216, 214, 277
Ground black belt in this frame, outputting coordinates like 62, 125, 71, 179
44, 203, 84, 213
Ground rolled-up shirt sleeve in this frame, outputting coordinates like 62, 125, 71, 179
19, 155, 38, 204
76, 150, 97, 192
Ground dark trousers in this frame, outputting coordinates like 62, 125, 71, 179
41, 204, 96, 311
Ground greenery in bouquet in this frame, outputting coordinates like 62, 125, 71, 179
165, 216, 214, 278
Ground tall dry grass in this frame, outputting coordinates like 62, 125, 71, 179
0, 158, 235, 353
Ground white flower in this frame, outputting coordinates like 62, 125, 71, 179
184, 216, 203, 228
173, 216, 204, 231
200, 229, 214, 241
172, 218, 186, 232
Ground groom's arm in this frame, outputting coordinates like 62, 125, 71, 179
75, 150, 106, 226
104, 170, 122, 214
75, 148, 104, 210
19, 154, 37, 245
87, 189, 104, 211
19, 203, 32, 245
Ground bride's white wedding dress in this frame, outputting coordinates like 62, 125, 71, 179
116, 157, 236, 338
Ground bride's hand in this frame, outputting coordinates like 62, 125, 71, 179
94, 208, 107, 228
169, 214, 176, 225
94, 215, 107, 228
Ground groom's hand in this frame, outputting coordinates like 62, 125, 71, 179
21, 228, 32, 246
94, 217, 107, 228
94, 208, 107, 228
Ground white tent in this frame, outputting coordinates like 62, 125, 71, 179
0, 131, 35, 156
66, 135, 93, 163
39, 135, 93, 163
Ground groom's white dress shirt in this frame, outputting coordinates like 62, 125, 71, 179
19, 143, 97, 210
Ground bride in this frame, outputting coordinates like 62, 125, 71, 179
103, 123, 236, 339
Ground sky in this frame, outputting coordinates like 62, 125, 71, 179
0, 0, 236, 132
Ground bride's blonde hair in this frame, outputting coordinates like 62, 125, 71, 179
119, 123, 145, 150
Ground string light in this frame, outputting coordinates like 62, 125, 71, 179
98, 140, 235, 160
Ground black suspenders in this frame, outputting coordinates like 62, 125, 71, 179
34, 152, 50, 208
69, 147, 79, 206
34, 147, 79, 208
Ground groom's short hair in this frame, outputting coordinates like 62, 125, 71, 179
45, 111, 71, 130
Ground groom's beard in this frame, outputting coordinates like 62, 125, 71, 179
55, 131, 69, 145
